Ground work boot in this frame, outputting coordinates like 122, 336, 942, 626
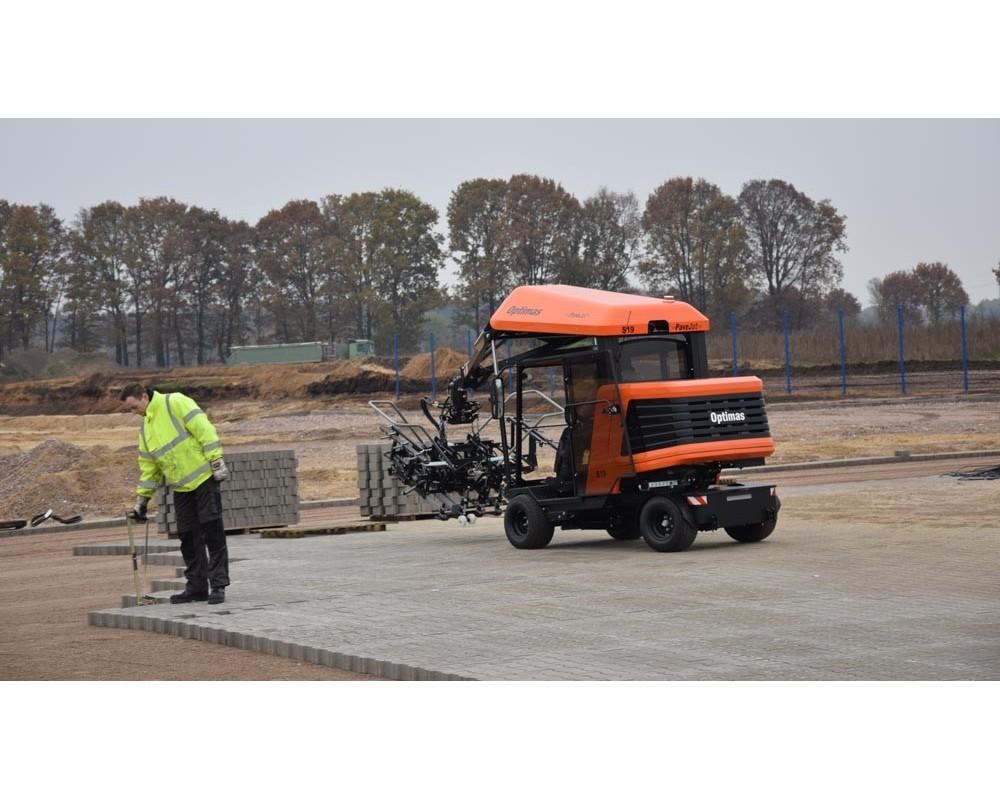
207, 587, 226, 605
170, 587, 209, 604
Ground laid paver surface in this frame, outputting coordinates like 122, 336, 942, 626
89, 489, 1000, 680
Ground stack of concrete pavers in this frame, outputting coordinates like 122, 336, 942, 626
358, 444, 457, 520
156, 450, 299, 535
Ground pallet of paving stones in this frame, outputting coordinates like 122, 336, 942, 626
256, 521, 387, 539
156, 450, 300, 535
357, 444, 461, 521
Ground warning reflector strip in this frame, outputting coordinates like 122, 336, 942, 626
686, 495, 708, 506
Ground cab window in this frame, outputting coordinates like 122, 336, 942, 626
616, 336, 690, 382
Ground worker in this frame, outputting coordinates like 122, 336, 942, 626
119, 382, 231, 605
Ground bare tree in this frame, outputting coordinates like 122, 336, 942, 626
738, 179, 847, 317
640, 177, 747, 316
447, 178, 508, 330
123, 198, 189, 366
580, 188, 642, 291
73, 202, 130, 363
500, 174, 581, 287
255, 200, 326, 342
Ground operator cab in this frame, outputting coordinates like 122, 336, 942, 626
497, 329, 711, 501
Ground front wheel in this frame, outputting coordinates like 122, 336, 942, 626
638, 496, 697, 552
725, 518, 777, 543
504, 495, 554, 549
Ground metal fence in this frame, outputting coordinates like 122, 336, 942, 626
388, 305, 996, 401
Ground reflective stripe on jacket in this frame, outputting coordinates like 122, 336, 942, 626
136, 391, 224, 498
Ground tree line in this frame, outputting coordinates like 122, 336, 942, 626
0, 176, 981, 366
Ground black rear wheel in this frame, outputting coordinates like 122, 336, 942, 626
725, 518, 777, 543
504, 495, 554, 549
638, 496, 697, 552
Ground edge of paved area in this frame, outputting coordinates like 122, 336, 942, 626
80, 544, 470, 680
87, 604, 472, 681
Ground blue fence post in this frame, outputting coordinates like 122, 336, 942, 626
730, 312, 738, 376
960, 304, 969, 393
548, 367, 555, 396
782, 310, 792, 395
393, 334, 400, 400
838, 309, 847, 397
897, 305, 907, 395
506, 340, 513, 394
429, 331, 436, 398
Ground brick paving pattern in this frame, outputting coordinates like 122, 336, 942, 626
88, 513, 1000, 680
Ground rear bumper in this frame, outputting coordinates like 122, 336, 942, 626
683, 484, 780, 530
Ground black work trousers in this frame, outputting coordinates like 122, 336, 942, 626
173, 477, 229, 592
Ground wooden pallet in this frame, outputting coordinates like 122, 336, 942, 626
369, 513, 438, 522
256, 521, 387, 539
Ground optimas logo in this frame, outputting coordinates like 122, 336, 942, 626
506, 306, 543, 316
710, 410, 746, 424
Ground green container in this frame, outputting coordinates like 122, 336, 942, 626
348, 339, 375, 359
227, 342, 325, 366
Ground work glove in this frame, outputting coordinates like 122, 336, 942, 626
210, 457, 229, 482
129, 496, 149, 521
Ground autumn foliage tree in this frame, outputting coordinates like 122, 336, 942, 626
913, 262, 969, 324
3, 173, 986, 368
640, 177, 747, 318
0, 203, 55, 355
255, 200, 327, 343
870, 262, 970, 326
501, 174, 581, 286
738, 179, 847, 327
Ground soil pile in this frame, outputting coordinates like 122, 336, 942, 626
307, 358, 422, 395
401, 348, 466, 381
0, 439, 135, 520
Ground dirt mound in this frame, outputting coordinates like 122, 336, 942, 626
401, 348, 466, 381
0, 439, 135, 520
0, 349, 473, 416
306, 358, 424, 395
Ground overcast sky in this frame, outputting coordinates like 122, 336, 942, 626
1, 119, 997, 303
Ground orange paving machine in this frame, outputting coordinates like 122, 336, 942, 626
370, 284, 780, 552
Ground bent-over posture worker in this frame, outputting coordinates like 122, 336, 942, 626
120, 382, 231, 604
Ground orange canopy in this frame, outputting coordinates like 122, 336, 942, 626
490, 284, 710, 336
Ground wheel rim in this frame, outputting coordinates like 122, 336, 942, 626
648, 509, 675, 542
511, 509, 529, 539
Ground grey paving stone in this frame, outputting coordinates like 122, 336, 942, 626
87, 512, 1000, 680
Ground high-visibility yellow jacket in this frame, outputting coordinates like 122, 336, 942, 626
135, 391, 224, 498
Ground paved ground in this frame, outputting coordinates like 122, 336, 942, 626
88, 476, 1000, 680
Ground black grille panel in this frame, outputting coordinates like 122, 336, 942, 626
624, 393, 770, 454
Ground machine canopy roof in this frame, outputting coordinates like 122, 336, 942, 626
489, 284, 710, 337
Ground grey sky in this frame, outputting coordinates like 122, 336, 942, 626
1, 119, 998, 303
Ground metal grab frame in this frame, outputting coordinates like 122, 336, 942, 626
368, 398, 505, 516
